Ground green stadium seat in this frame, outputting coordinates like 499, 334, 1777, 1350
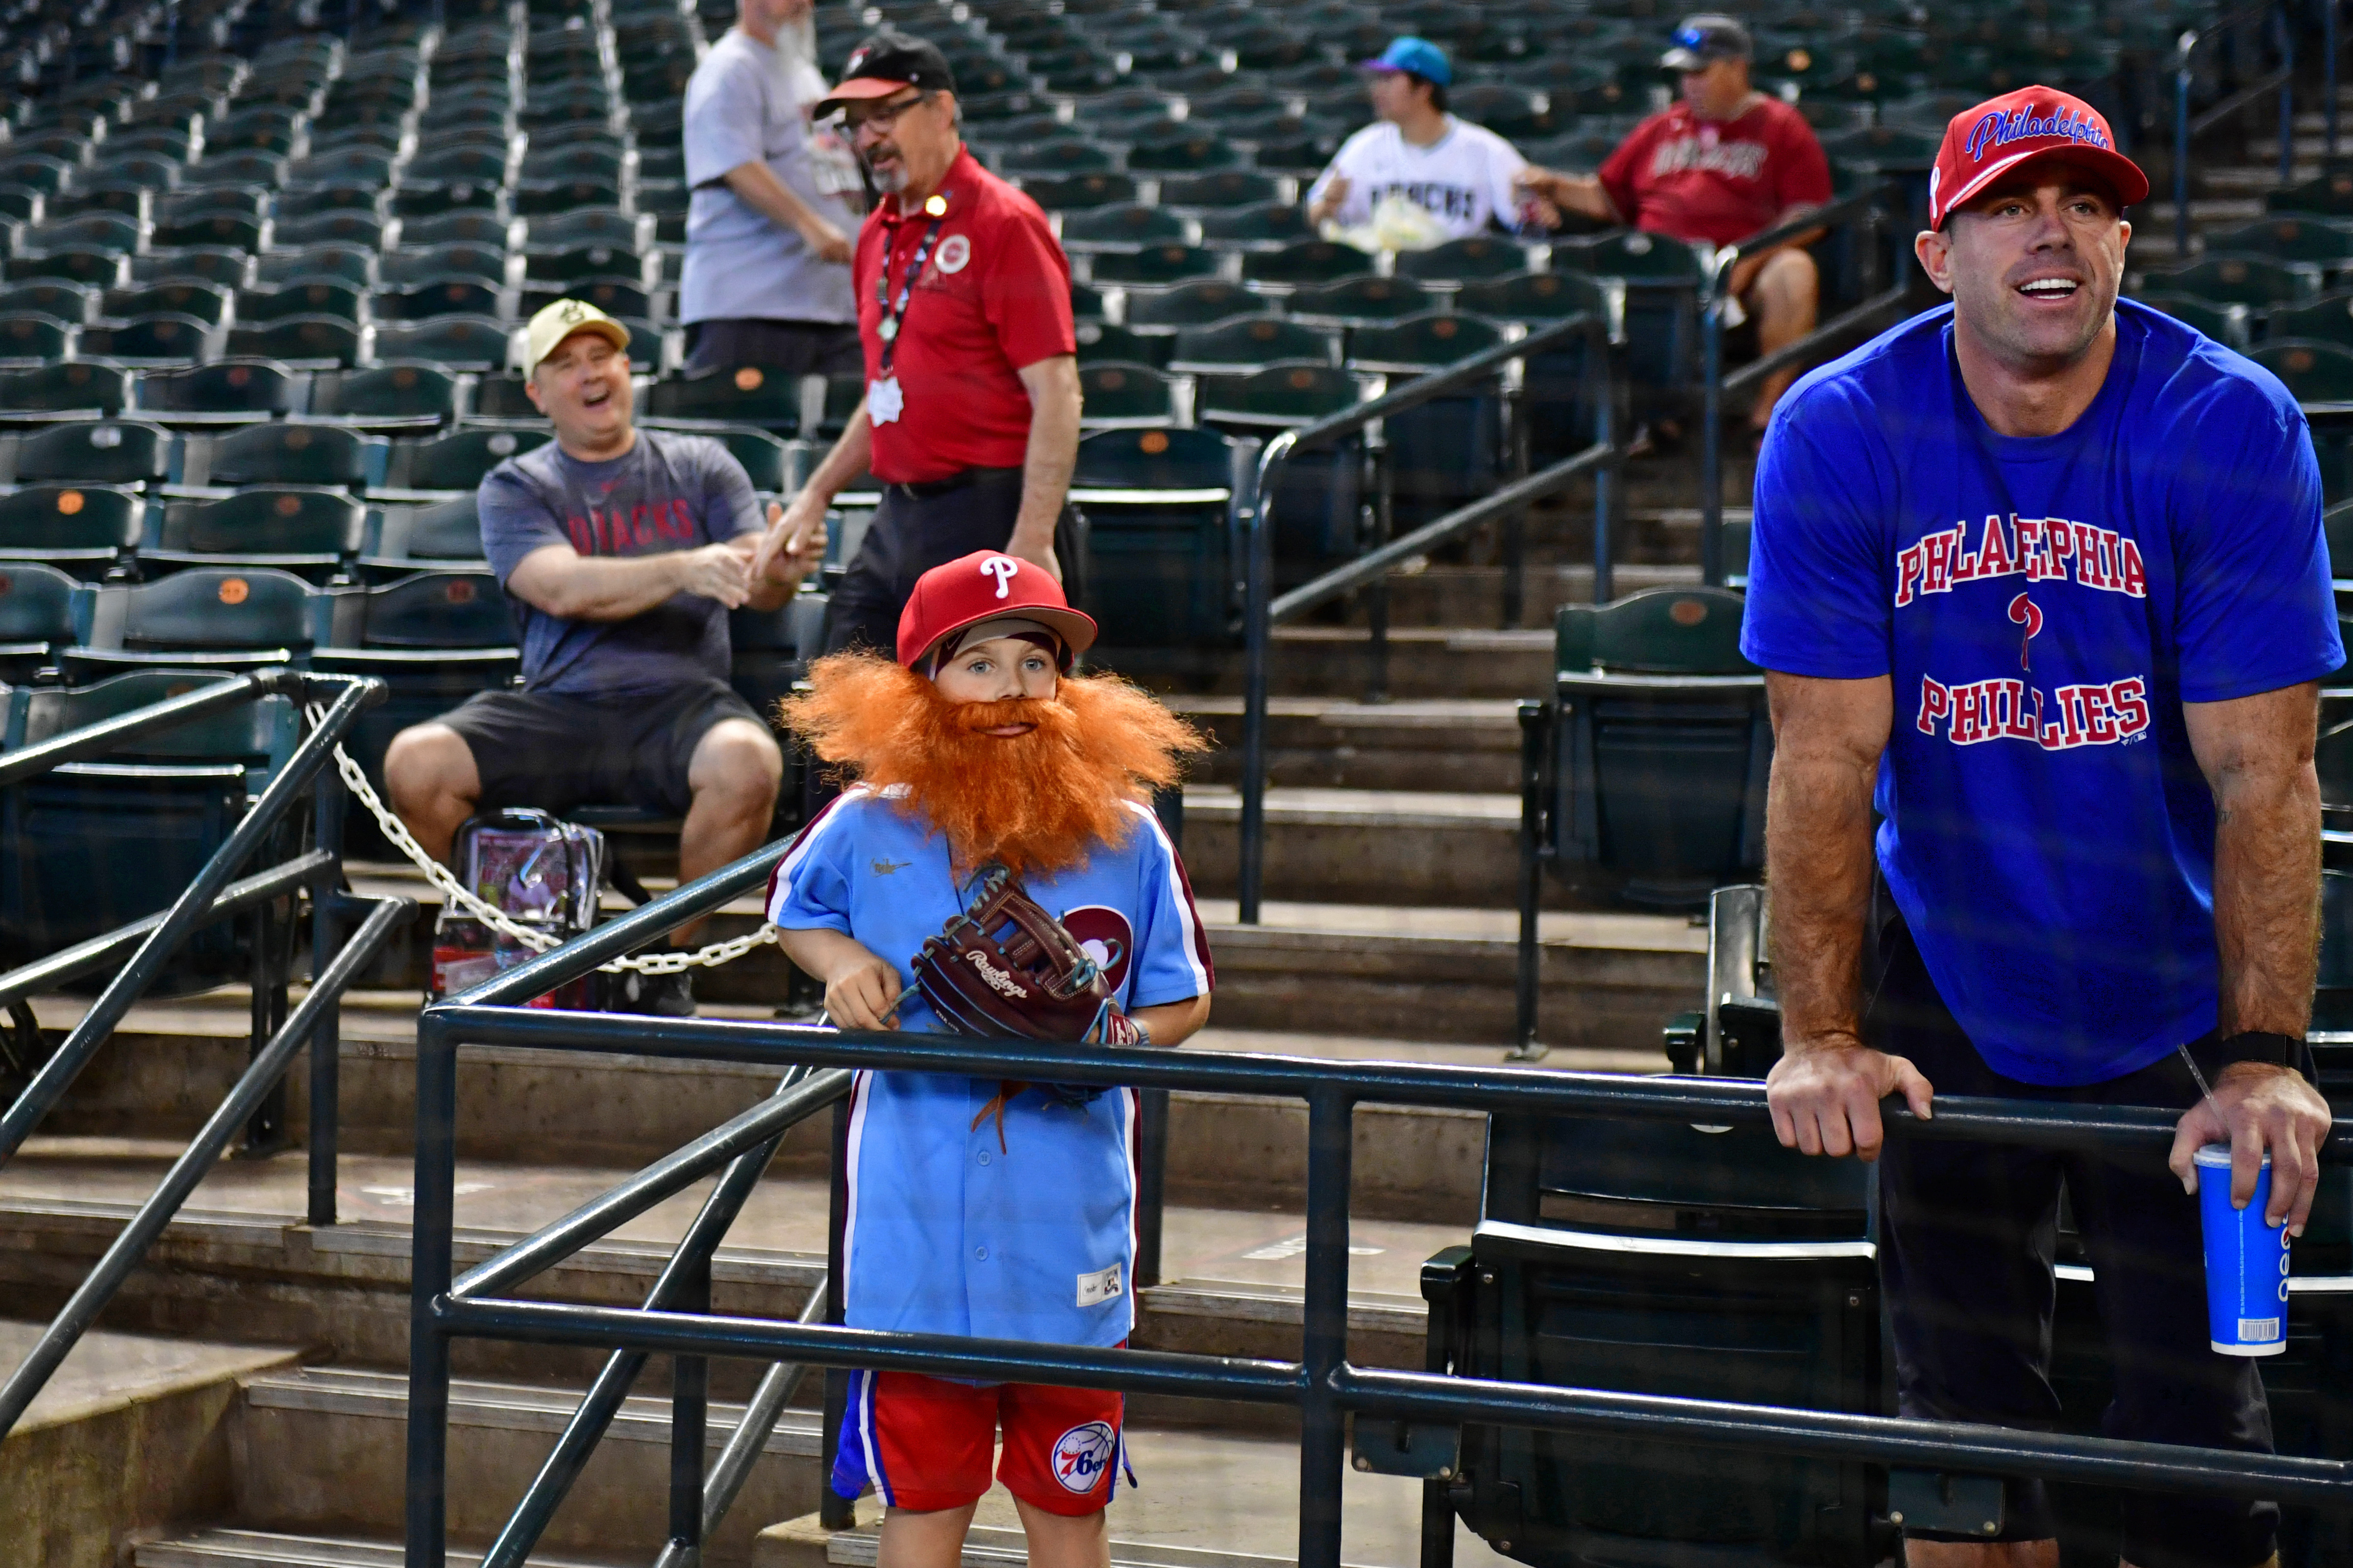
180, 423, 377, 493
405, 210, 521, 249
467, 373, 537, 422
725, 588, 827, 719
1123, 279, 1263, 333
1396, 236, 1536, 284
313, 568, 521, 798
77, 313, 214, 364
1125, 129, 1240, 173
374, 278, 505, 321
2, 419, 172, 487
524, 244, 655, 288
1016, 172, 1138, 212
0, 559, 79, 675
1168, 313, 1336, 373
1285, 274, 1432, 325
2146, 252, 2320, 309
0, 362, 129, 425
1072, 321, 1171, 368
148, 488, 367, 581
104, 280, 233, 327
361, 496, 485, 578
1158, 170, 1283, 210
11, 250, 126, 290
256, 247, 379, 294
2257, 340, 2353, 402
2208, 216, 2353, 278
223, 316, 364, 368
1089, 244, 1222, 287
514, 179, 629, 218
1350, 311, 1511, 529
305, 364, 460, 432
0, 484, 141, 578
1345, 311, 1507, 371
239, 277, 366, 324
370, 316, 513, 370
133, 360, 303, 426
1069, 425, 1247, 655
2270, 171, 2353, 219
0, 665, 300, 983
63, 565, 323, 683
381, 244, 510, 289
1199, 362, 1367, 578
644, 367, 801, 436
154, 207, 265, 252
1195, 202, 1314, 249
1000, 139, 1118, 177
270, 210, 391, 252
1076, 362, 1183, 428
377, 427, 551, 496
1541, 587, 1768, 908
2134, 291, 2251, 347
1241, 240, 1367, 288
0, 155, 75, 196
525, 207, 650, 251
1059, 204, 1193, 252
2262, 294, 2353, 351
0, 281, 91, 322
393, 181, 508, 220
407, 144, 511, 186
699, 424, 791, 492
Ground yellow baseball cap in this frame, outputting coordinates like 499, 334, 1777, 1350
521, 297, 631, 377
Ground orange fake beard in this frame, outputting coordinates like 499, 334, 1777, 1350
776, 653, 1209, 878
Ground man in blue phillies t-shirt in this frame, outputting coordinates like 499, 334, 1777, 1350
1744, 88, 2337, 1568
769, 550, 1213, 1565
381, 300, 822, 1001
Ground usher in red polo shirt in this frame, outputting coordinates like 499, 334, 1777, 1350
1598, 95, 1832, 248
854, 145, 1076, 485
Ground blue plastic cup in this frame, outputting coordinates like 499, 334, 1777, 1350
2194, 1144, 2291, 1356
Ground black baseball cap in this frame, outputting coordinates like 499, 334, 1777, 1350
813, 30, 958, 118
1660, 13, 1753, 70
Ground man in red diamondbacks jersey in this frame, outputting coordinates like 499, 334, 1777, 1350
755, 29, 1086, 663
1516, 13, 1832, 432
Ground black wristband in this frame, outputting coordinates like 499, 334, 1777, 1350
2199, 1030, 2301, 1074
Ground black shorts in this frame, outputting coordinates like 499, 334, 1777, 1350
682, 318, 864, 379
822, 468, 1085, 659
1869, 915, 2283, 1568
435, 677, 764, 819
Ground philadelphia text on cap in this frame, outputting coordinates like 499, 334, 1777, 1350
1964, 101, 2113, 163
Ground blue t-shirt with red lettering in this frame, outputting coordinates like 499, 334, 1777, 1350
1740, 300, 2341, 1085
477, 429, 763, 697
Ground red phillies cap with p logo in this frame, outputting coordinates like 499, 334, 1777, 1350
1929, 86, 2149, 229
896, 550, 1099, 669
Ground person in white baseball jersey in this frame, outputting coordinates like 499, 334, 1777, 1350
1305, 36, 1549, 241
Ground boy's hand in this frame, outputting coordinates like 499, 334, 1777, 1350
826, 944, 902, 1031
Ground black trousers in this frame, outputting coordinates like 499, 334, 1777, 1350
1869, 915, 2286, 1568
821, 466, 1085, 658
683, 318, 863, 378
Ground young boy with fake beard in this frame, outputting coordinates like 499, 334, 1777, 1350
767, 549, 1214, 1568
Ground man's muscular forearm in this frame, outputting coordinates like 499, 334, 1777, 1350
2186, 682, 2323, 1038
1010, 355, 1080, 575
1765, 672, 1889, 1049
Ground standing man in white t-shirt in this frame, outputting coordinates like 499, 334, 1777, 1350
1304, 37, 1549, 241
680, 0, 866, 375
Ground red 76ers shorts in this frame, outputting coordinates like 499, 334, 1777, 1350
832, 1367, 1128, 1515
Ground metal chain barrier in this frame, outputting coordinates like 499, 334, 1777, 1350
306, 706, 778, 975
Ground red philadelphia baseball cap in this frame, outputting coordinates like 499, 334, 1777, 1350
1928, 86, 2149, 229
896, 550, 1098, 671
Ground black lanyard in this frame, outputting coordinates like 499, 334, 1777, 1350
874, 193, 950, 374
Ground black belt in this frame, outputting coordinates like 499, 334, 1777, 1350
888, 465, 1024, 501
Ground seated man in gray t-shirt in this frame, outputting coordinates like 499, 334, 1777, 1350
383, 301, 820, 1001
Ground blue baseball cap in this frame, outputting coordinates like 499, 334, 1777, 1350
1359, 35, 1452, 87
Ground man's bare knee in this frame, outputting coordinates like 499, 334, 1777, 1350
1755, 248, 1819, 319
382, 723, 481, 863
688, 719, 784, 816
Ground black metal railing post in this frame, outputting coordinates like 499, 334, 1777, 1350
2329, 0, 2341, 160
1238, 430, 1285, 927
1364, 435, 1392, 706
1136, 1086, 1170, 1288
820, 1092, 856, 1532
308, 725, 350, 1228
2280, 0, 2298, 186
1297, 1085, 1355, 1568
668, 1254, 711, 1560
1513, 701, 1547, 1057
405, 1005, 460, 1568
1700, 285, 1725, 588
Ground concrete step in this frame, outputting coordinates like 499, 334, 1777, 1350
1182, 785, 1544, 909
0, 1319, 301, 1568
1317, 561, 1702, 631
754, 1430, 1516, 1568
226, 1365, 819, 1561
136, 1530, 622, 1567
1175, 696, 1523, 793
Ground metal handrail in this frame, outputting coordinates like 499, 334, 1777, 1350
2174, 0, 2300, 256
0, 669, 401, 1442
404, 875, 2353, 1568
0, 670, 381, 1166
1236, 310, 1622, 923
1698, 183, 1916, 587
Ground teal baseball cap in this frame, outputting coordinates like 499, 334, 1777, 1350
1359, 35, 1452, 87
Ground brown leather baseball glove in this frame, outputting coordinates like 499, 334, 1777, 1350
911, 866, 1144, 1147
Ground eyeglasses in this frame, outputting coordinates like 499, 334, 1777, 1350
845, 91, 932, 135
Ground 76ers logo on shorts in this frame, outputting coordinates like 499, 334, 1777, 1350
1059, 907, 1133, 992
1051, 1420, 1117, 1494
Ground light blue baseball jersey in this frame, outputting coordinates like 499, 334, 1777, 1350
766, 784, 1214, 1347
